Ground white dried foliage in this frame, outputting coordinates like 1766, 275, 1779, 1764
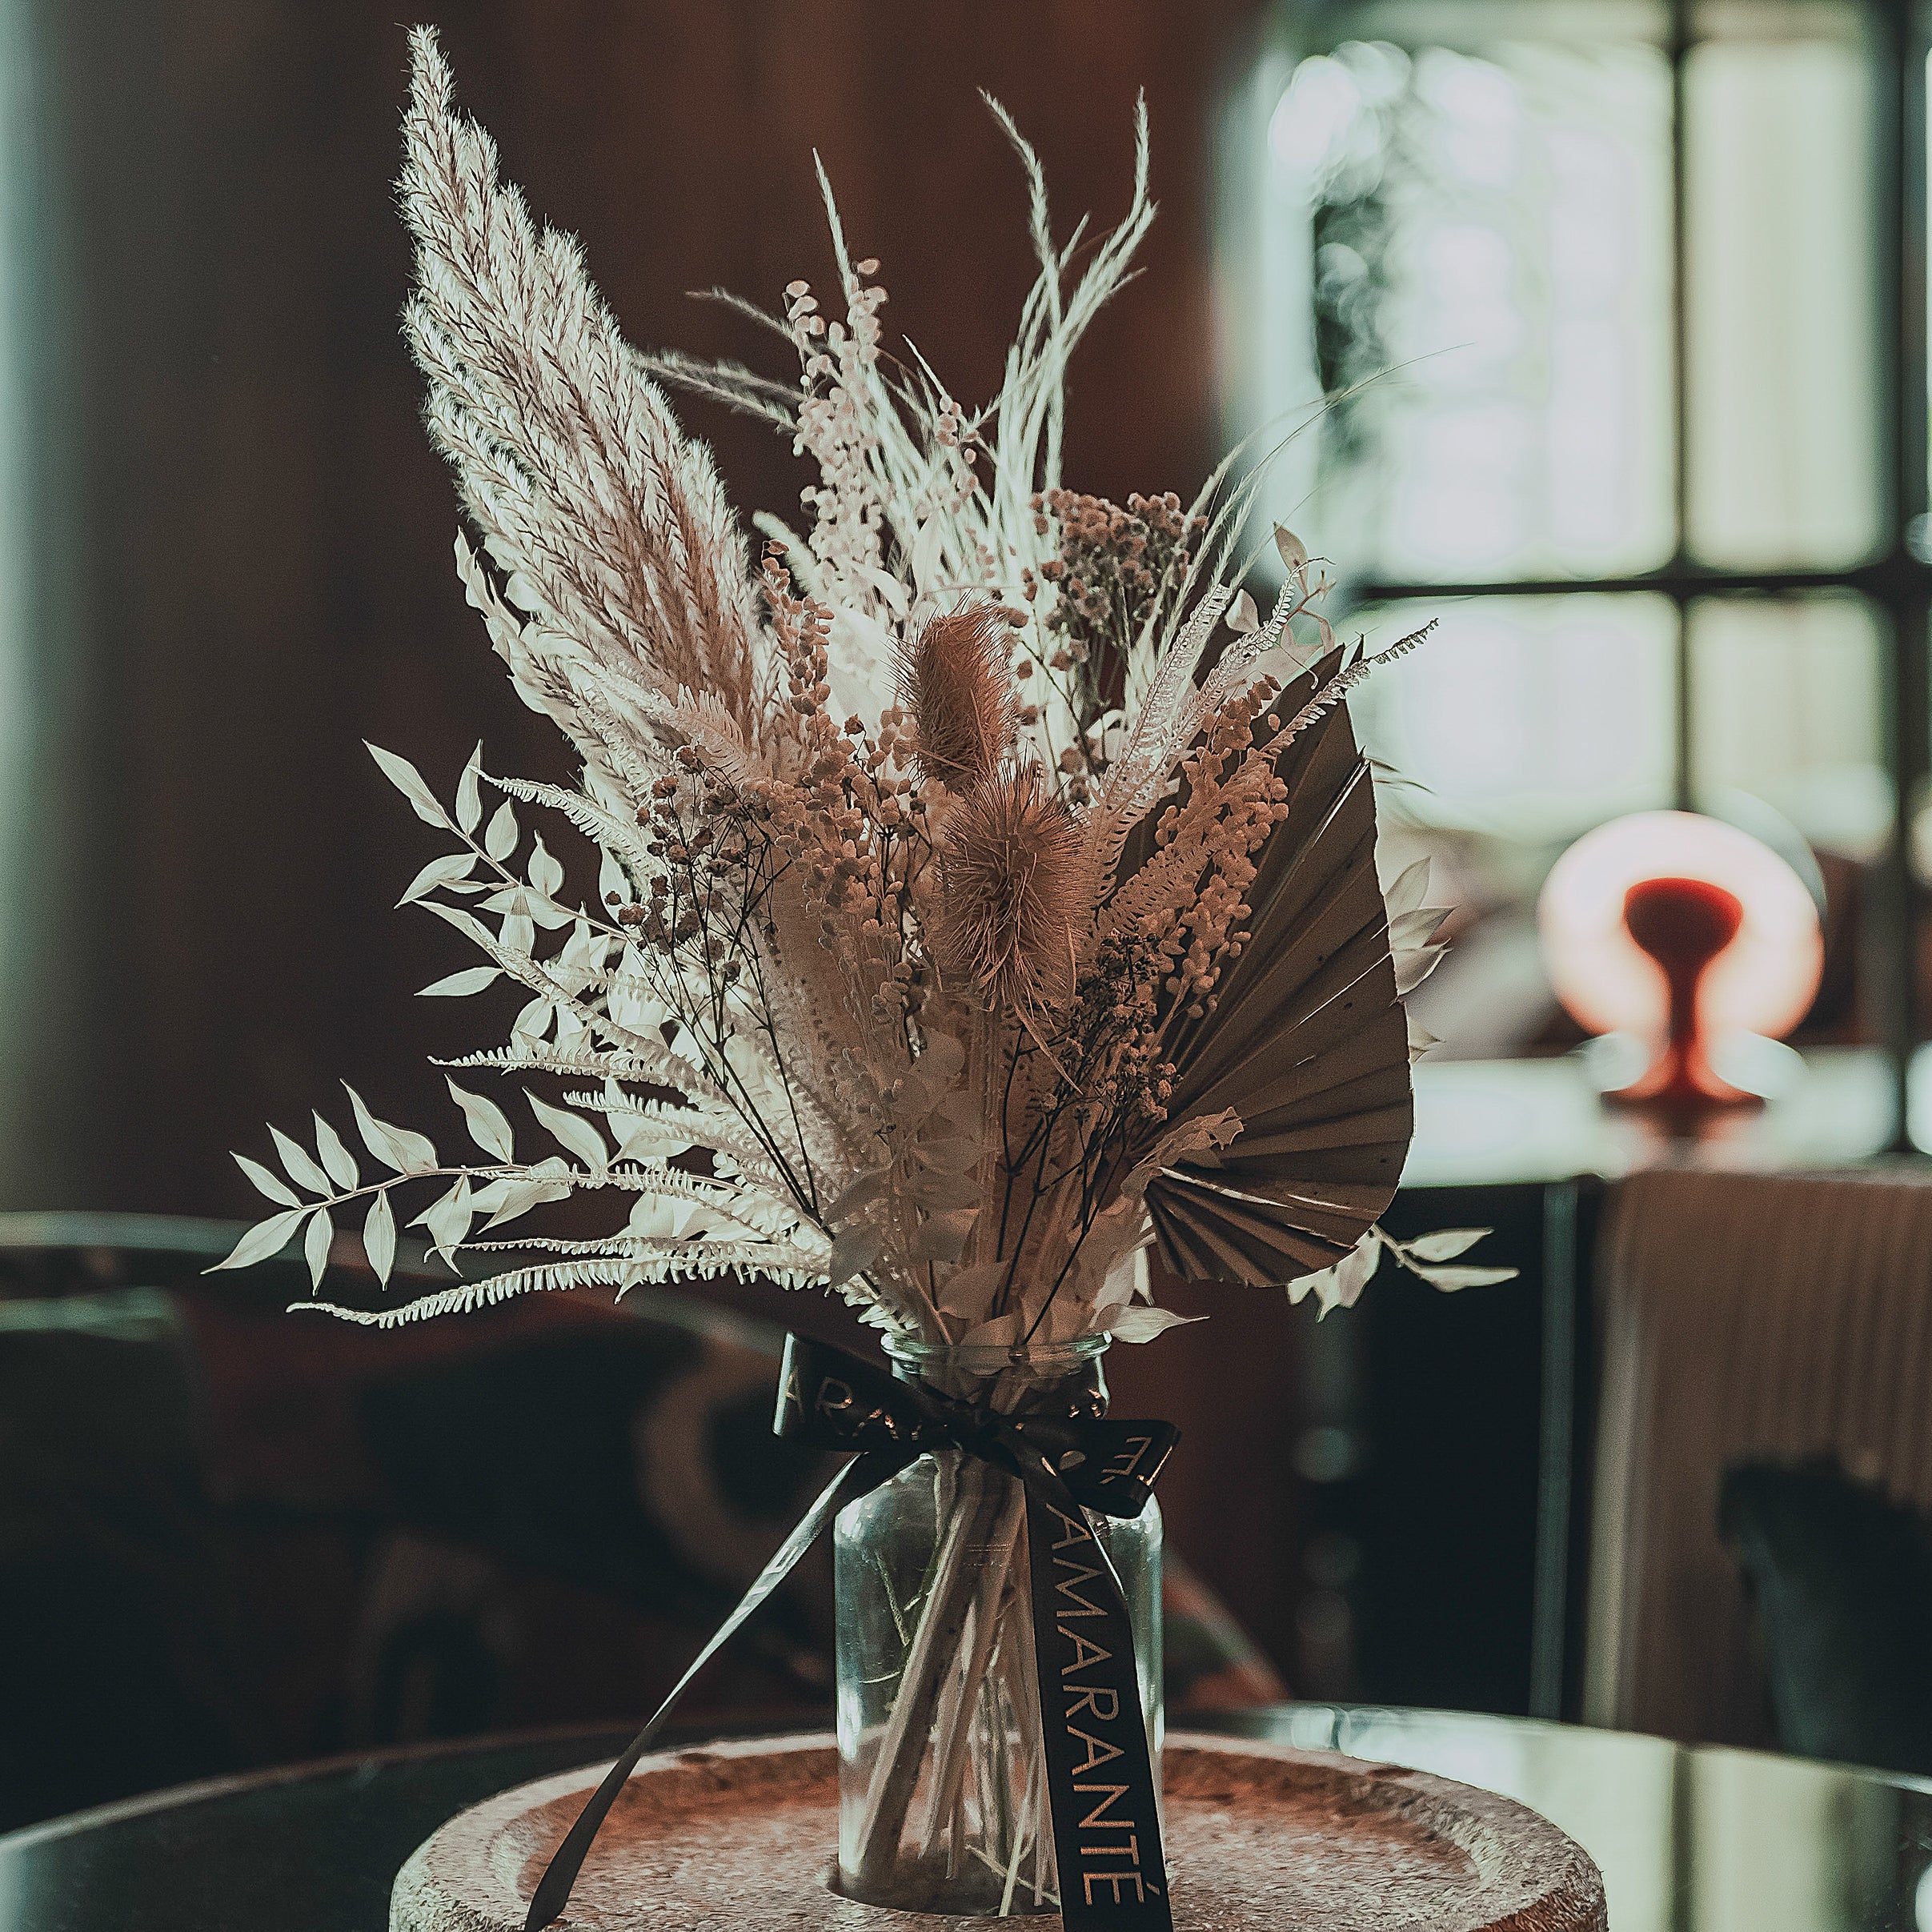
220, 32, 1509, 1338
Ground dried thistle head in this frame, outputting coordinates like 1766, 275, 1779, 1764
897, 602, 1018, 786
935, 764, 1084, 1012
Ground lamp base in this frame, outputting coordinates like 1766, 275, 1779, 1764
1604, 1041, 1764, 1119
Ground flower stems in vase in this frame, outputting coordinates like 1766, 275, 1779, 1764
834, 1343, 1160, 1918
846, 1456, 1024, 1902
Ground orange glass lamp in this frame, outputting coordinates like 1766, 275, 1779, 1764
1537, 811, 1823, 1115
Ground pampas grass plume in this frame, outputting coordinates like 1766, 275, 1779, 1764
898, 603, 1018, 785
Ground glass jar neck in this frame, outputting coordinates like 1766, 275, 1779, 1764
884, 1336, 1111, 1417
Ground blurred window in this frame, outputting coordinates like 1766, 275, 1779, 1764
1684, 32, 1882, 567
1348, 594, 1678, 841
1688, 595, 1891, 863
1219, 0, 1927, 1062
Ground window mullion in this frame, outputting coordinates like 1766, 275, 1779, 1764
1671, 0, 1694, 813
1879, 0, 1929, 1136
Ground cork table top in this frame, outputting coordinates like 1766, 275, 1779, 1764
391, 1730, 1607, 1932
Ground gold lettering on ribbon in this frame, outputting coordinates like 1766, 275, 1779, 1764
1047, 1503, 1092, 1550
1075, 1783, 1132, 1831
1052, 1557, 1109, 1620
804, 1366, 915, 1441
1100, 1432, 1172, 1493
1068, 1727, 1124, 1777
1060, 1629, 1113, 1674
1082, 1872, 1152, 1906
1041, 1479, 1163, 1913
1064, 1685, 1120, 1722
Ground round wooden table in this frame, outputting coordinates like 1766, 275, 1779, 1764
2, 1705, 1927, 1932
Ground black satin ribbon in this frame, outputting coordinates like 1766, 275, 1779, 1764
523, 1333, 1177, 1932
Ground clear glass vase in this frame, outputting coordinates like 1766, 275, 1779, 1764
832, 1337, 1163, 1915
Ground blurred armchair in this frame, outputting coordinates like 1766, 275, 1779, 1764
1582, 1167, 1932, 1752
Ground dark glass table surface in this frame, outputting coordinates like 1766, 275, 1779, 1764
4, 1705, 1930, 1931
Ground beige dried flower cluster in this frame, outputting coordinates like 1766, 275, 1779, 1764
218, 30, 1513, 1341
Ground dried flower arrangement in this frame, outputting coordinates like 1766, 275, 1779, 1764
221, 33, 1510, 1341
217, 35, 1533, 1930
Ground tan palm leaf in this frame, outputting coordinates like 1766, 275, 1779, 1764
1141, 660, 1413, 1285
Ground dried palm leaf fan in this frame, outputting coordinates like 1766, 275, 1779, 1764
1141, 651, 1412, 1285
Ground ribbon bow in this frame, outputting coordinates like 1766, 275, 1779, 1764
526, 1334, 1178, 1932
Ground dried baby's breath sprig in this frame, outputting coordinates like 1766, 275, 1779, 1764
1026, 488, 1204, 717
787, 267, 890, 614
